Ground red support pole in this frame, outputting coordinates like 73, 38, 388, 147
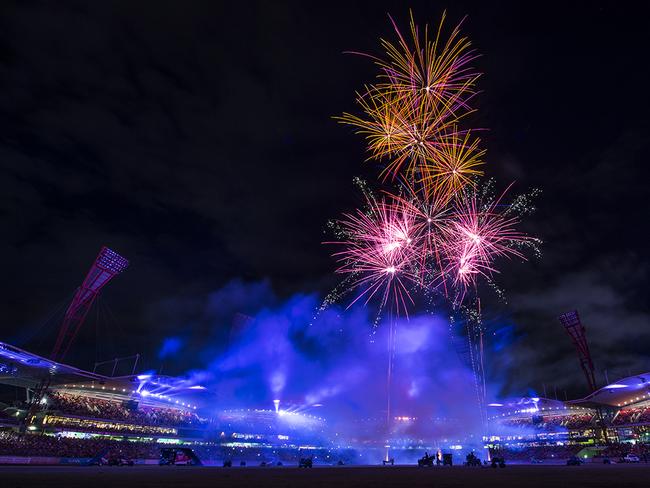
558, 310, 609, 444
51, 246, 129, 362
23, 247, 128, 429
558, 310, 597, 393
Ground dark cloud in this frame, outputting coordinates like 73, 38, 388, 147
0, 1, 649, 398
490, 129, 650, 398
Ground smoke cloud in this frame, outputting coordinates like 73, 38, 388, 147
157, 280, 492, 448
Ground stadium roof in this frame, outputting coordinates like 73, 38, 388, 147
488, 396, 566, 411
54, 374, 209, 410
485, 396, 591, 419
0, 341, 209, 410
569, 373, 650, 408
0, 341, 104, 388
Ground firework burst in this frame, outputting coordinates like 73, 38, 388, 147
328, 194, 421, 314
337, 11, 483, 198
441, 185, 529, 296
419, 130, 485, 202
328, 12, 538, 315
376, 11, 480, 116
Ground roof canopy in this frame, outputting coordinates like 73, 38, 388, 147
569, 373, 650, 408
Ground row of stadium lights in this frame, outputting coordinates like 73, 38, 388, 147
617, 393, 650, 407
62, 384, 197, 409
488, 406, 590, 421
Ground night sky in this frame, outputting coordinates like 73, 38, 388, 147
1, 1, 649, 399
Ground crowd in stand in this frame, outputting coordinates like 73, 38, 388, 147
499, 413, 594, 431
45, 392, 206, 429
3, 431, 650, 465
490, 445, 582, 461
42, 414, 176, 436
491, 443, 650, 463
612, 407, 650, 425
599, 442, 650, 460
564, 414, 594, 429
0, 431, 159, 458
496, 405, 650, 432
614, 409, 636, 425
497, 406, 650, 433
0, 432, 356, 464
638, 409, 650, 424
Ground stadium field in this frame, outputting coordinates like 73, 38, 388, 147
1, 464, 649, 488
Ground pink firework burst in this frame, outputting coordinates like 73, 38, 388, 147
387, 184, 451, 289
442, 185, 528, 295
328, 195, 423, 314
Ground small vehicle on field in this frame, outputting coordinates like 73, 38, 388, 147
105, 453, 134, 466
418, 453, 434, 467
159, 447, 202, 466
491, 456, 506, 468
298, 457, 313, 468
88, 450, 134, 466
566, 456, 582, 466
465, 452, 481, 467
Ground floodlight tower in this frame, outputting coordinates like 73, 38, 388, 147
558, 310, 609, 443
558, 310, 597, 393
24, 247, 128, 426
51, 247, 129, 362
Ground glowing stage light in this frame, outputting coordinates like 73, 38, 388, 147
273, 399, 280, 413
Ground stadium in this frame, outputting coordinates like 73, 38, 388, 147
3, 325, 650, 467
2, 3, 650, 487
486, 380, 650, 462
0, 249, 648, 469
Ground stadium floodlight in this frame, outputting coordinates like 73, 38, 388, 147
23, 247, 129, 428
51, 246, 129, 362
558, 310, 597, 393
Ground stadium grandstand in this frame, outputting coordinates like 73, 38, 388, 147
486, 374, 650, 462
4, 335, 650, 465
0, 246, 359, 465
0, 340, 215, 455
0, 340, 355, 465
